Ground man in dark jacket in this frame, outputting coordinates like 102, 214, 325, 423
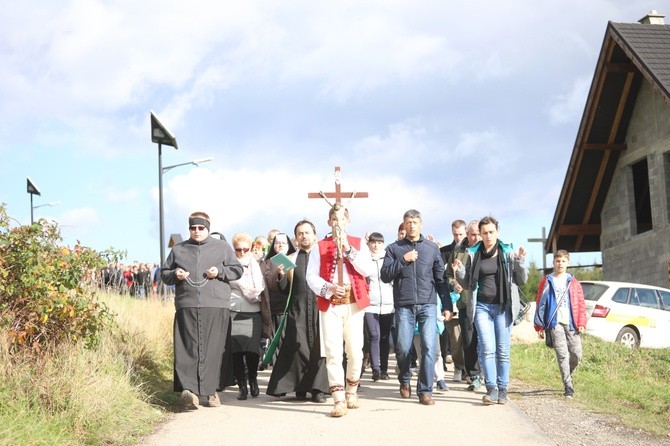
381, 209, 452, 406
161, 211, 243, 410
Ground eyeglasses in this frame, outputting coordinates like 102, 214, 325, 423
190, 226, 207, 231
235, 247, 250, 253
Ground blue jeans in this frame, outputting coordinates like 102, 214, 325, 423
474, 302, 512, 390
394, 304, 437, 396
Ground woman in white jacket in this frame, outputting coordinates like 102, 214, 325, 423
230, 233, 270, 400
364, 232, 395, 381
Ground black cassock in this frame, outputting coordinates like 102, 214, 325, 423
266, 249, 329, 396
173, 307, 235, 396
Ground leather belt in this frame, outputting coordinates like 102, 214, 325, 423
330, 287, 355, 305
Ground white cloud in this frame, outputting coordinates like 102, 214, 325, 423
546, 76, 591, 125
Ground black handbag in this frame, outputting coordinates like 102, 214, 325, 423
544, 329, 553, 348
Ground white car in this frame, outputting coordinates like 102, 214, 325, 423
582, 280, 670, 348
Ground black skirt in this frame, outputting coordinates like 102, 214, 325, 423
230, 311, 262, 355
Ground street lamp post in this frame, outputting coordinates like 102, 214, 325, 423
150, 111, 179, 267
26, 177, 42, 224
31, 201, 60, 222
160, 158, 213, 252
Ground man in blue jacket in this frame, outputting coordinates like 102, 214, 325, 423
381, 209, 452, 405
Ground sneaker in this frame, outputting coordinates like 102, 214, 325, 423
564, 386, 574, 399
180, 389, 199, 410
497, 388, 508, 405
453, 370, 462, 382
445, 354, 453, 364
467, 376, 481, 391
206, 393, 221, 407
380, 372, 390, 380
436, 380, 449, 391
482, 387, 498, 405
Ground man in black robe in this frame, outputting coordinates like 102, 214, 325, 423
161, 211, 243, 410
266, 220, 329, 402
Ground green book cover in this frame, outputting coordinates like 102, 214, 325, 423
270, 252, 297, 271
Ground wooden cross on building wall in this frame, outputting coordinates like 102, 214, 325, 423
307, 166, 369, 205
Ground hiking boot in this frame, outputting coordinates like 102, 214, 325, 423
436, 380, 449, 391
399, 383, 411, 399
180, 389, 199, 410
467, 376, 481, 391
482, 387, 498, 405
497, 388, 508, 405
564, 386, 574, 399
206, 393, 221, 407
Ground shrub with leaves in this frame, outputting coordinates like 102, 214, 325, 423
0, 204, 113, 353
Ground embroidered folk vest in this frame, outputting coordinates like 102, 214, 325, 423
317, 236, 370, 311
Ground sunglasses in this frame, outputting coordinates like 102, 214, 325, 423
235, 247, 250, 253
189, 225, 207, 231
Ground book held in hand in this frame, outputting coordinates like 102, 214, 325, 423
270, 252, 297, 271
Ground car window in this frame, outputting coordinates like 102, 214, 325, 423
634, 288, 660, 309
582, 283, 609, 301
628, 290, 639, 306
658, 290, 670, 311
611, 287, 630, 304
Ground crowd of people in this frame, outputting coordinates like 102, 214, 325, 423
98, 261, 163, 298
142, 206, 587, 417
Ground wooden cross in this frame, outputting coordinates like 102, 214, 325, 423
308, 166, 368, 285
307, 166, 369, 205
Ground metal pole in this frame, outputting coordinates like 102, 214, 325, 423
158, 142, 165, 267
30, 194, 34, 224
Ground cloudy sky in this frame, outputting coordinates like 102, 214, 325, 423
0, 1, 659, 266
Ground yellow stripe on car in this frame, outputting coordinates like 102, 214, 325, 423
608, 313, 656, 328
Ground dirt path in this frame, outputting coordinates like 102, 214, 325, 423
139, 361, 553, 446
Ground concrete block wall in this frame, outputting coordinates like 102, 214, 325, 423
601, 79, 670, 288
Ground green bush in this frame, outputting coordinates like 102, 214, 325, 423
0, 204, 112, 353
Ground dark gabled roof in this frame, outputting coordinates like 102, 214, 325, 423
546, 20, 670, 255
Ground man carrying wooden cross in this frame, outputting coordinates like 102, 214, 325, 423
306, 202, 372, 417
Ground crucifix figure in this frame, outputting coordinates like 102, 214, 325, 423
308, 166, 368, 285
307, 166, 369, 204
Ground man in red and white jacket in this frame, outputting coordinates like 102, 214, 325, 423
307, 203, 372, 418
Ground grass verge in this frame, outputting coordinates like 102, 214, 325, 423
511, 334, 670, 436
0, 292, 176, 446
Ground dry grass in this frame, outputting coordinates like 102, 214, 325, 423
0, 292, 175, 446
